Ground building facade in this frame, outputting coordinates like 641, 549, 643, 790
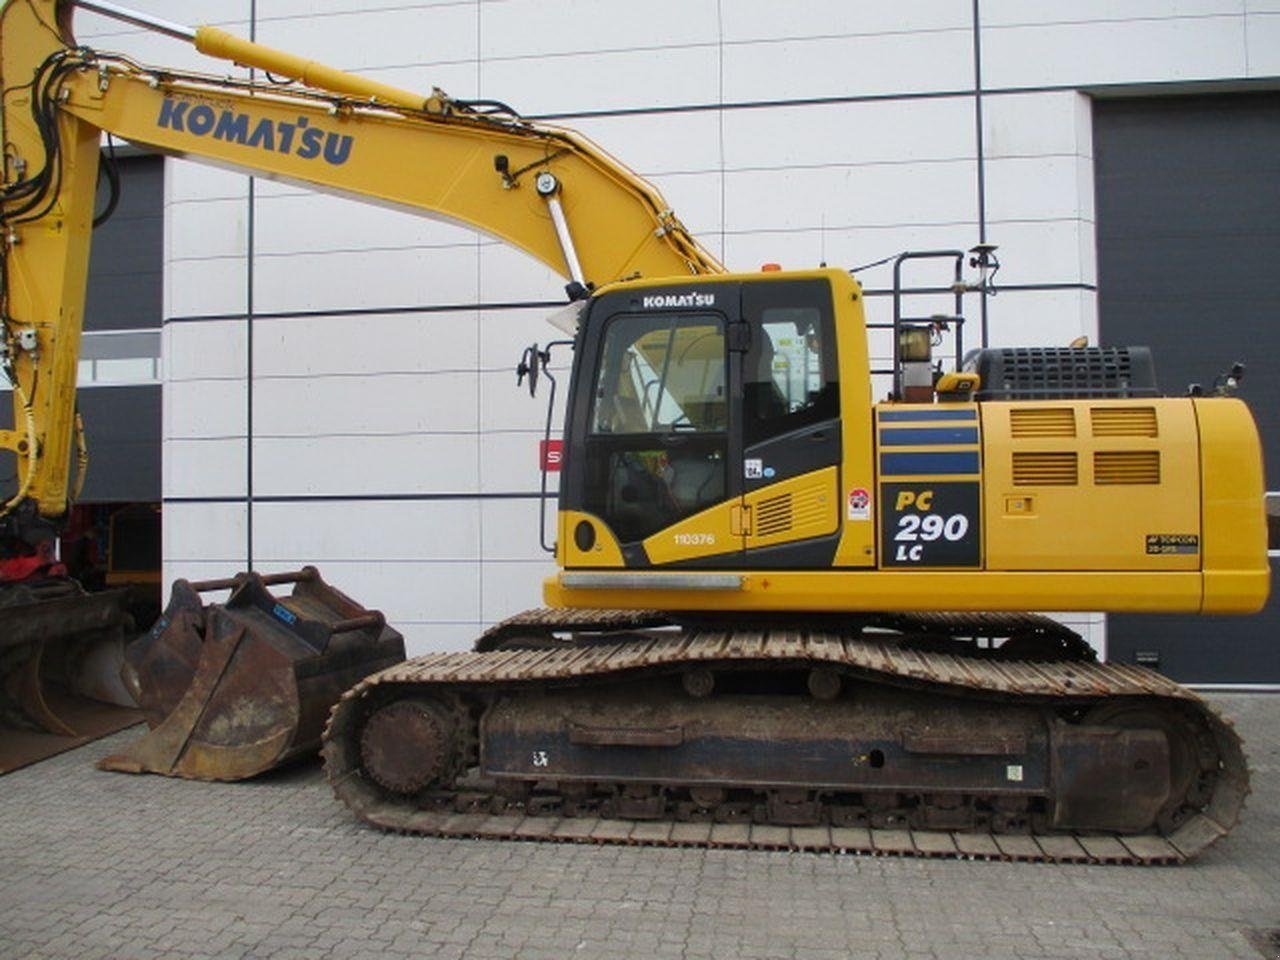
70, 1, 1278, 678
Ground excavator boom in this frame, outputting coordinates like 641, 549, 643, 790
3, 0, 721, 541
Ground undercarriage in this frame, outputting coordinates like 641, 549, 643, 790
322, 610, 1248, 864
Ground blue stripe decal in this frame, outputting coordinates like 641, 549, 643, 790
879, 427, 979, 446
880, 451, 981, 475
878, 409, 977, 422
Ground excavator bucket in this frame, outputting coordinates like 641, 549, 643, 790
99, 567, 404, 781
0, 579, 140, 774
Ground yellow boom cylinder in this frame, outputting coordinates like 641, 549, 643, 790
193, 26, 446, 113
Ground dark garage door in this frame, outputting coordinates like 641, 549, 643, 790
1095, 93, 1278, 684
82, 153, 162, 502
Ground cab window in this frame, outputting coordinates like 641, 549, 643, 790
743, 304, 837, 446
592, 315, 726, 434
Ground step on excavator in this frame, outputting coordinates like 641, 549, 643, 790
0, 0, 1269, 860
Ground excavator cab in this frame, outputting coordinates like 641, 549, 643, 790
560, 271, 850, 571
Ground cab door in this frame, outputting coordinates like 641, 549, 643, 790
578, 304, 743, 566
737, 279, 842, 566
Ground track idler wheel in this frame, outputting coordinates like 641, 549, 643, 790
1080, 700, 1213, 832
359, 698, 461, 796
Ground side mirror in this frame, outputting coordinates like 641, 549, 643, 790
515, 343, 541, 397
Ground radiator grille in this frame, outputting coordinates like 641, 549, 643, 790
1010, 408, 1076, 438
1091, 407, 1158, 437
1095, 450, 1160, 485
969, 346, 1157, 400
754, 494, 793, 536
1012, 452, 1078, 486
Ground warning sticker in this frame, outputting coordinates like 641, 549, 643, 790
847, 487, 871, 521
1146, 534, 1199, 555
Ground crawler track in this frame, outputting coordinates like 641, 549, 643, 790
323, 620, 1248, 865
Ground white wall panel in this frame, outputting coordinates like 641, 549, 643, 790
163, 502, 249, 562
479, 0, 719, 60
477, 306, 577, 370
166, 257, 247, 319
983, 218, 1095, 287
165, 320, 246, 381
983, 287, 1097, 348
982, 16, 1248, 88
251, 433, 479, 498
480, 498, 552, 561
164, 438, 247, 499
167, 162, 249, 205
724, 99, 975, 170
982, 91, 1092, 159
981, 1, 1245, 26
251, 371, 478, 437
481, 560, 556, 624
166, 199, 248, 263
479, 430, 549, 494
252, 244, 480, 313
251, 500, 480, 561
721, 0, 972, 41
1245, 12, 1280, 73
165, 378, 248, 439
722, 30, 973, 103
258, 0, 465, 18
480, 368, 566, 433
724, 223, 981, 280
477, 242, 568, 302
724, 160, 978, 234
397, 624, 477, 657
252, 311, 479, 378
983, 155, 1094, 223
481, 47, 721, 116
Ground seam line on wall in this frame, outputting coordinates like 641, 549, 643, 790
165, 492, 544, 504
160, 283, 1096, 327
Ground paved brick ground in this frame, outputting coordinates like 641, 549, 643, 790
2, 693, 1277, 960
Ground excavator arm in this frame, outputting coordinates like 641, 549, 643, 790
0, 0, 722, 540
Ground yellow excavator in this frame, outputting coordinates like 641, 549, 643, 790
0, 0, 1269, 861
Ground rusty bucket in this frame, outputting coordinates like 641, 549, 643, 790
0, 578, 139, 774
99, 567, 404, 781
